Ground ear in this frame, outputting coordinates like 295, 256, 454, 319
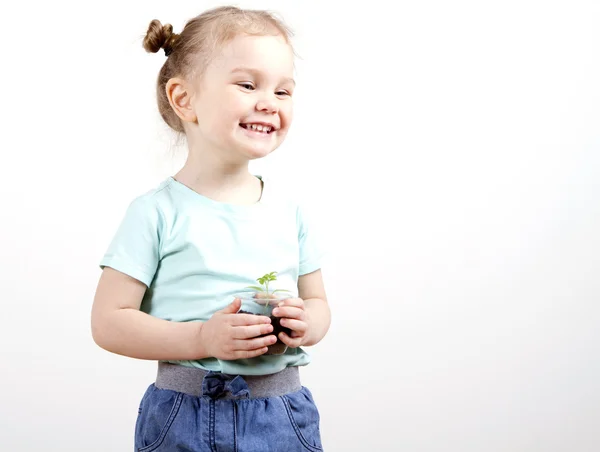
165, 77, 197, 124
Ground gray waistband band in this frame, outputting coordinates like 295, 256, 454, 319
155, 362, 301, 399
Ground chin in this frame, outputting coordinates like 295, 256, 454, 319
242, 145, 278, 160
236, 139, 283, 160
232, 127, 286, 160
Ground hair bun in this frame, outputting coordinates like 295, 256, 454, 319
143, 19, 177, 56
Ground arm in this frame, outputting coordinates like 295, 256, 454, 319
274, 269, 331, 348
91, 267, 275, 361
299, 269, 331, 346
91, 267, 208, 361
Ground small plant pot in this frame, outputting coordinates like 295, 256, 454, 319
234, 292, 291, 355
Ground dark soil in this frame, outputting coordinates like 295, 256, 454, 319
238, 310, 291, 355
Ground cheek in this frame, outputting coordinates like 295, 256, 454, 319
204, 90, 246, 117
204, 94, 247, 131
280, 103, 294, 128
224, 90, 252, 112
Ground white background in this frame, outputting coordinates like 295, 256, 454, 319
1, 0, 599, 451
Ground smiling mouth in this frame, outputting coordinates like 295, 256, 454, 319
240, 123, 275, 134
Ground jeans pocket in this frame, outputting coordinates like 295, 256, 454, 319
135, 385, 185, 452
281, 387, 323, 452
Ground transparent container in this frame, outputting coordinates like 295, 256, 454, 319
234, 291, 291, 355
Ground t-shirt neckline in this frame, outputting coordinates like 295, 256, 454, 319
166, 175, 268, 215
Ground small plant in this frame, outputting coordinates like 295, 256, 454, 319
246, 271, 290, 305
238, 271, 291, 355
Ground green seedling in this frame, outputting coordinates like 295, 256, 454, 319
241, 271, 292, 354
246, 271, 290, 313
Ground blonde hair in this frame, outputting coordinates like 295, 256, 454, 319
142, 6, 294, 133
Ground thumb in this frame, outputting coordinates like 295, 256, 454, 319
218, 298, 241, 315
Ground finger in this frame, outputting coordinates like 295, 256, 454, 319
277, 297, 304, 308
272, 306, 305, 320
234, 347, 269, 359
278, 331, 303, 348
230, 313, 272, 326
217, 298, 241, 315
279, 318, 308, 333
231, 323, 274, 339
234, 334, 277, 351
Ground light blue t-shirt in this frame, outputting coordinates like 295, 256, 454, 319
100, 176, 324, 375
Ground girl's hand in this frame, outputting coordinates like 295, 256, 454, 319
198, 298, 277, 360
272, 298, 310, 348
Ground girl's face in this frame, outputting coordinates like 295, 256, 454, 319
191, 34, 295, 162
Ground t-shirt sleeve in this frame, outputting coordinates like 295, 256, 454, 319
99, 196, 163, 287
296, 202, 326, 276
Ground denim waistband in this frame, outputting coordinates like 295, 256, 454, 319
155, 362, 302, 399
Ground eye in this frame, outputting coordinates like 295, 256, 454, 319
238, 83, 255, 91
276, 90, 291, 97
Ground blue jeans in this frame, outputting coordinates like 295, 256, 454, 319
134, 371, 324, 451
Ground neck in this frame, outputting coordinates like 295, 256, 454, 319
174, 141, 261, 205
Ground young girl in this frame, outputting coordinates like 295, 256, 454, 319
91, 6, 330, 451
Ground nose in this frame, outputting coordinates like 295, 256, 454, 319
255, 95, 278, 114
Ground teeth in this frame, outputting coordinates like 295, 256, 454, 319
245, 124, 272, 133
